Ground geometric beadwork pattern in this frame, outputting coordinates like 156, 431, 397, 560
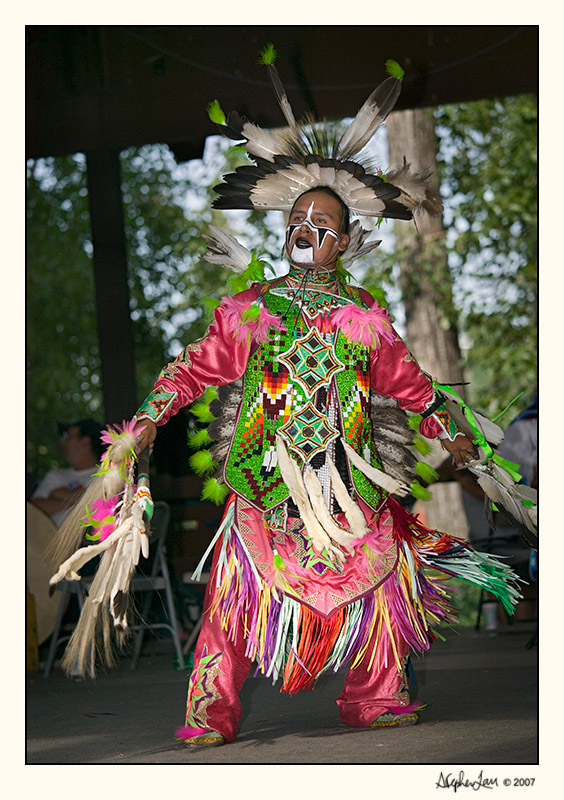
184, 646, 224, 729
135, 387, 177, 422
433, 408, 458, 440
278, 401, 340, 463
277, 326, 344, 397
223, 288, 388, 512
270, 286, 352, 319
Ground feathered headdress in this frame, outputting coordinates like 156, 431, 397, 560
209, 46, 442, 220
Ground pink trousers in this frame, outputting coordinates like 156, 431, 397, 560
183, 573, 412, 743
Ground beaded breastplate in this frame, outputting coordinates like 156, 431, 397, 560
223, 286, 386, 513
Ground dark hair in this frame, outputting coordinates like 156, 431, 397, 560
59, 418, 105, 459
293, 186, 350, 234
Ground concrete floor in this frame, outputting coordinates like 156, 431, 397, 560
26, 623, 538, 766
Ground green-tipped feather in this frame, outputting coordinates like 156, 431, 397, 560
189, 449, 219, 476
415, 461, 439, 485
207, 99, 226, 125
201, 477, 230, 505
241, 304, 261, 323
408, 414, 422, 431
385, 59, 405, 80
190, 402, 216, 424
201, 386, 218, 404
188, 428, 213, 449
259, 43, 277, 66
413, 434, 431, 456
411, 481, 433, 501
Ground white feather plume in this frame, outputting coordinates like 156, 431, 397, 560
238, 120, 291, 162
341, 220, 382, 264
326, 455, 370, 539
203, 225, 253, 273
342, 440, 410, 496
383, 164, 443, 215
276, 436, 342, 561
302, 465, 357, 554
336, 76, 402, 160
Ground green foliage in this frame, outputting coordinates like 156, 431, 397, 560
27, 156, 102, 478
26, 139, 279, 481
434, 95, 537, 416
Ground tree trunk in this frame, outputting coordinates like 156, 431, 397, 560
386, 108, 468, 539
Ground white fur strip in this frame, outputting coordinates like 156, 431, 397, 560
302, 466, 356, 554
326, 456, 370, 539
342, 441, 410, 496
49, 517, 135, 586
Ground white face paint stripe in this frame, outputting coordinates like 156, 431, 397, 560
286, 200, 340, 250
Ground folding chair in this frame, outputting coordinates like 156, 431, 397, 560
128, 500, 185, 669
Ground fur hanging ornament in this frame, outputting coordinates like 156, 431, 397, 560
46, 425, 155, 678
209, 47, 442, 221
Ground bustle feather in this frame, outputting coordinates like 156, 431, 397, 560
336, 75, 403, 160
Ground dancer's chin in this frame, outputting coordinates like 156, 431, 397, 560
290, 245, 315, 265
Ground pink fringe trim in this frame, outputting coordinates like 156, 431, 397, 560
221, 296, 285, 344
331, 301, 395, 349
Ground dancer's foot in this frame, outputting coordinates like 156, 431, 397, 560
369, 711, 419, 728
183, 730, 225, 747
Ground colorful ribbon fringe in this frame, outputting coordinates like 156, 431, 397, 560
195, 497, 521, 695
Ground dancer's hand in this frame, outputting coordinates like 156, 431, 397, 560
441, 434, 476, 468
133, 419, 157, 453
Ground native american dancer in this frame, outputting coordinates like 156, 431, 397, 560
48, 50, 535, 746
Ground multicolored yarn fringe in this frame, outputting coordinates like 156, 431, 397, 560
193, 497, 522, 695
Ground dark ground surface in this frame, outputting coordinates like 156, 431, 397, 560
26, 622, 538, 766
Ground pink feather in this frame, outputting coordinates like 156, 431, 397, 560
174, 725, 211, 740
331, 301, 395, 349
81, 495, 122, 542
221, 296, 285, 344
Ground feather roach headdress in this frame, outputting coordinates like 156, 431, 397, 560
209, 46, 442, 221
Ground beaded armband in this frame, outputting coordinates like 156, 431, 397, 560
422, 391, 460, 441
134, 387, 177, 423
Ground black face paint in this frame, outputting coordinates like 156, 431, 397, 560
286, 201, 340, 265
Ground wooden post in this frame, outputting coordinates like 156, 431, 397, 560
386, 108, 469, 539
86, 148, 138, 423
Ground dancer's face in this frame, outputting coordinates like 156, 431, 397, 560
286, 192, 350, 270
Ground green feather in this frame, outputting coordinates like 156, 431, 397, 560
273, 553, 285, 569
415, 461, 439, 484
411, 481, 433, 501
202, 296, 221, 312
385, 59, 405, 80
259, 43, 277, 66
408, 414, 422, 431
413, 435, 431, 456
188, 428, 213, 449
241, 304, 260, 323
201, 477, 230, 505
207, 99, 226, 125
189, 449, 218, 476
190, 402, 215, 423
201, 386, 218, 404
